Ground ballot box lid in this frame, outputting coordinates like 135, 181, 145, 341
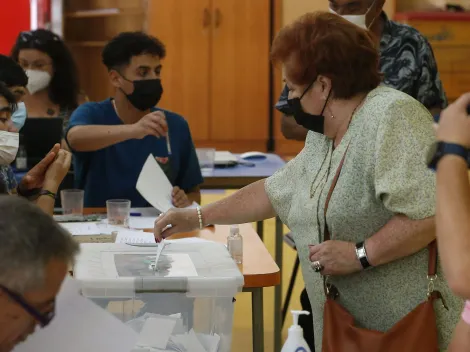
74, 241, 244, 298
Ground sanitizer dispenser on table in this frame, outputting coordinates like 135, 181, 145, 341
281, 310, 311, 352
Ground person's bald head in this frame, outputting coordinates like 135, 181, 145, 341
328, 0, 385, 27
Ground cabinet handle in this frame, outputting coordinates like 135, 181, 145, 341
214, 8, 221, 28
203, 8, 211, 28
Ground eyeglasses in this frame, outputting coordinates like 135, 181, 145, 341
0, 284, 55, 327
19, 31, 60, 46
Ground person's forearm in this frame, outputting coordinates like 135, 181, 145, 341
201, 179, 276, 225
365, 215, 435, 267
35, 182, 59, 216
436, 155, 470, 297
448, 318, 470, 352
67, 125, 136, 152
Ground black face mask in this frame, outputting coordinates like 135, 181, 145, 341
287, 80, 331, 134
121, 77, 163, 111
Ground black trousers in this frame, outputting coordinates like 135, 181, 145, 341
299, 287, 315, 351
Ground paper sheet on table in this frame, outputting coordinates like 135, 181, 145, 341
13, 276, 138, 352
59, 222, 101, 236
114, 230, 154, 244
136, 154, 199, 212
129, 216, 158, 229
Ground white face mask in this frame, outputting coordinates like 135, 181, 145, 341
26, 69, 52, 95
0, 131, 19, 165
329, 1, 376, 30
11, 102, 28, 131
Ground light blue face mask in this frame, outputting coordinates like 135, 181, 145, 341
11, 102, 27, 131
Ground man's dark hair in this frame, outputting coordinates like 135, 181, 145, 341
102, 32, 166, 71
0, 55, 28, 88
0, 196, 79, 293
11, 29, 80, 110
0, 81, 17, 114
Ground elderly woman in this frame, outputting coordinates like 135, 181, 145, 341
155, 12, 460, 351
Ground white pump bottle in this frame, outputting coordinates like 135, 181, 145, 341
281, 310, 311, 352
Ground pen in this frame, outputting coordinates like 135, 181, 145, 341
130, 212, 142, 217
166, 132, 172, 156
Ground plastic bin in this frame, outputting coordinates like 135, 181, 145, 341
74, 241, 244, 352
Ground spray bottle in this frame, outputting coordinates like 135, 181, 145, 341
281, 310, 311, 352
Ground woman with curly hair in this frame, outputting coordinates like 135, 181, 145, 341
11, 29, 87, 136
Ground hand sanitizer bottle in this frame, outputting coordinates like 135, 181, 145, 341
227, 224, 243, 264
15, 144, 27, 170
281, 310, 311, 352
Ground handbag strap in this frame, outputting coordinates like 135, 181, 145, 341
323, 147, 437, 277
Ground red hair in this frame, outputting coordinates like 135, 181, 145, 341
271, 12, 381, 99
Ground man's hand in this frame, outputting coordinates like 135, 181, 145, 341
19, 144, 60, 191
131, 111, 168, 139
436, 93, 470, 148
172, 186, 192, 208
308, 240, 362, 276
43, 149, 72, 192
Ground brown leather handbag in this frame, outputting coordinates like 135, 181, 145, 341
321, 150, 446, 352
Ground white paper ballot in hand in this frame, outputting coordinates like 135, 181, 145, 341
136, 155, 174, 213
154, 239, 167, 271
13, 276, 138, 352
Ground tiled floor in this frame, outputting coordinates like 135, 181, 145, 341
201, 191, 305, 352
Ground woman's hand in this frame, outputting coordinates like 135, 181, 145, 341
43, 149, 72, 192
309, 240, 362, 276
154, 208, 200, 242
19, 144, 60, 192
172, 186, 192, 208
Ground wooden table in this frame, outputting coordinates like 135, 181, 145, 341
82, 209, 280, 352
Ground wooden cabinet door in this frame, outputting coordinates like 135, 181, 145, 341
210, 0, 270, 149
147, 0, 211, 142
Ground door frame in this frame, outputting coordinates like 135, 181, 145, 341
269, 0, 283, 153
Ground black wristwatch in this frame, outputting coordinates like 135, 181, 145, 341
427, 142, 469, 171
355, 241, 371, 269
17, 186, 41, 200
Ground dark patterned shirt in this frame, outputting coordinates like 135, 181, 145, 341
0, 165, 17, 194
276, 13, 447, 111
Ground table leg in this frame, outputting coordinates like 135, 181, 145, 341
250, 287, 264, 352
274, 216, 283, 352
256, 220, 264, 241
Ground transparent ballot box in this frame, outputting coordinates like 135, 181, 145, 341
74, 242, 244, 352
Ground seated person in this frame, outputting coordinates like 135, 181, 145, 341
0, 55, 28, 131
11, 30, 88, 148
66, 32, 203, 208
0, 82, 71, 215
0, 196, 79, 352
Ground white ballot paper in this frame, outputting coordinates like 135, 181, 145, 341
136, 155, 174, 213
13, 276, 138, 352
136, 154, 199, 213
153, 239, 167, 271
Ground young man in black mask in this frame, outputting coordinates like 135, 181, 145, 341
66, 32, 202, 207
